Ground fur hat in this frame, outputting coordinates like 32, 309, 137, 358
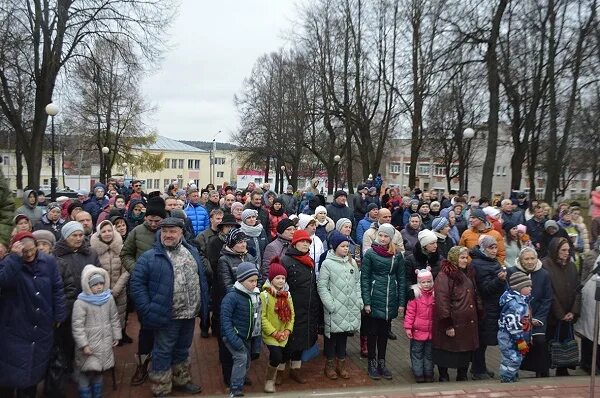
276, 218, 295, 234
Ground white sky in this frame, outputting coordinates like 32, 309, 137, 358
141, 0, 297, 143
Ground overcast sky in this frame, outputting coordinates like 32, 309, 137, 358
141, 0, 297, 143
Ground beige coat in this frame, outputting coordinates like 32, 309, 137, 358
72, 265, 121, 372
90, 229, 129, 327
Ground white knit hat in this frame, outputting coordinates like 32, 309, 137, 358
418, 229, 437, 247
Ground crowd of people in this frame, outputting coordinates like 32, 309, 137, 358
1, 176, 600, 398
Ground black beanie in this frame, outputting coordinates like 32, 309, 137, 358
145, 196, 166, 219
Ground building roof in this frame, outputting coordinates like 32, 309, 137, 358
144, 136, 207, 152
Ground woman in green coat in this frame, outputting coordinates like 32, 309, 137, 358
360, 223, 406, 380
317, 231, 362, 380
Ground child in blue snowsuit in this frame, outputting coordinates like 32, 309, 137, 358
497, 271, 532, 382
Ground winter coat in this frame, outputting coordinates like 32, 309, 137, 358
315, 217, 335, 244
592, 191, 600, 219
84, 196, 109, 225
71, 265, 121, 372
360, 247, 406, 320
357, 215, 376, 245
216, 247, 258, 302
0, 252, 66, 388
363, 223, 405, 254
326, 202, 354, 226
125, 199, 145, 232
575, 259, 600, 341
573, 215, 591, 253
404, 242, 442, 286
401, 226, 420, 254
317, 250, 362, 338
404, 285, 434, 341
268, 213, 287, 240
498, 289, 531, 344
470, 248, 505, 345
436, 234, 454, 259
432, 260, 479, 352
282, 246, 320, 352
120, 223, 157, 273
260, 281, 295, 347
525, 217, 547, 250
220, 282, 261, 351
33, 213, 65, 242
261, 235, 291, 282
244, 225, 268, 268
501, 210, 524, 226
90, 230, 129, 328
15, 189, 44, 226
352, 195, 368, 223
185, 202, 209, 236
459, 225, 506, 264
244, 202, 270, 235
279, 193, 298, 216
130, 239, 209, 329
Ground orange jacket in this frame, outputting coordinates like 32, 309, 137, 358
459, 226, 506, 265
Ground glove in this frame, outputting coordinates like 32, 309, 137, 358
516, 339, 529, 355
405, 329, 413, 339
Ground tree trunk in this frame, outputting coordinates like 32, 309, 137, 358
264, 156, 270, 184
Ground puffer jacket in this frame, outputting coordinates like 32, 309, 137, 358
470, 248, 505, 345
260, 281, 295, 347
357, 214, 376, 244
120, 223, 157, 273
362, 222, 405, 254
326, 202, 354, 225
15, 189, 44, 226
317, 250, 362, 338
185, 202, 209, 236
216, 247, 258, 300
33, 213, 65, 242
130, 238, 209, 329
498, 289, 531, 343
404, 285, 434, 341
401, 226, 420, 254
0, 252, 66, 389
592, 190, 600, 219
315, 217, 335, 244
404, 242, 442, 286
221, 281, 261, 351
360, 246, 406, 320
90, 229, 129, 328
459, 225, 506, 264
71, 265, 121, 372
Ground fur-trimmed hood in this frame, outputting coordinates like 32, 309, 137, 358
90, 226, 123, 257
410, 283, 434, 299
514, 257, 542, 273
80, 264, 110, 295
439, 259, 475, 285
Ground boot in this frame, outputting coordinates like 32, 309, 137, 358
91, 383, 102, 398
275, 363, 286, 385
78, 386, 92, 398
131, 354, 151, 386
324, 359, 338, 380
367, 359, 381, 380
336, 358, 350, 379
456, 367, 468, 381
360, 336, 368, 358
289, 361, 306, 384
264, 365, 277, 393
378, 359, 392, 380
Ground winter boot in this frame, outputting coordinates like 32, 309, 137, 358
91, 383, 102, 398
149, 369, 172, 397
289, 361, 306, 384
336, 358, 350, 379
264, 365, 278, 393
131, 354, 151, 386
324, 359, 338, 379
368, 359, 381, 380
378, 359, 393, 380
78, 386, 92, 398
275, 363, 286, 385
360, 336, 368, 358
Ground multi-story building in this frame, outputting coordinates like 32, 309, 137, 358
0, 150, 64, 192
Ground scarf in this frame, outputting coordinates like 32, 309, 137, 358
291, 251, 315, 268
240, 222, 263, 238
77, 289, 112, 306
270, 206, 285, 217
316, 217, 329, 227
372, 243, 393, 257
268, 287, 292, 322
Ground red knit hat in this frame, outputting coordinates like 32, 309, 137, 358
268, 258, 287, 282
291, 229, 312, 246
10, 231, 36, 247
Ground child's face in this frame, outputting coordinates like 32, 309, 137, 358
242, 275, 258, 291
91, 282, 105, 294
418, 278, 434, 291
335, 241, 350, 257
520, 286, 532, 296
271, 275, 286, 290
36, 241, 52, 254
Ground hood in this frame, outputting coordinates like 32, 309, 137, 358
499, 288, 529, 307
126, 198, 145, 218
22, 189, 37, 209
324, 249, 352, 264
440, 207, 451, 219
90, 227, 123, 256
261, 279, 290, 293
80, 264, 110, 295
514, 257, 542, 273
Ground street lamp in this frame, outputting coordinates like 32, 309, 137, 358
211, 130, 222, 186
101, 146, 109, 183
463, 128, 475, 139
333, 155, 341, 191
462, 128, 475, 193
280, 165, 286, 194
45, 103, 59, 201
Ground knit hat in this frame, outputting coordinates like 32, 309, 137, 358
276, 218, 295, 234
231, 201, 244, 213
418, 229, 438, 247
502, 220, 518, 234
226, 228, 247, 248
268, 258, 287, 282
13, 214, 29, 225
88, 272, 105, 288
159, 217, 185, 229
220, 214, 241, 229
545, 220, 559, 231
516, 224, 527, 234
409, 199, 419, 207
478, 234, 497, 250
431, 217, 448, 232
482, 206, 500, 218
61, 221, 84, 239
77, 189, 89, 197
335, 218, 352, 232
366, 203, 379, 213
430, 201, 441, 209
334, 190, 347, 200
377, 223, 396, 238
416, 266, 433, 282
291, 229, 312, 246
145, 197, 166, 219
297, 213, 316, 230
241, 209, 258, 222
470, 208, 487, 222
314, 205, 327, 216
329, 230, 350, 251
47, 202, 61, 212
10, 231, 36, 247
236, 262, 259, 282
447, 246, 469, 267
509, 271, 532, 292
32, 230, 56, 246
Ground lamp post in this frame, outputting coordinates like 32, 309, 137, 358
122, 162, 128, 182
462, 128, 475, 193
45, 103, 59, 201
211, 130, 222, 186
280, 165, 286, 194
334, 155, 341, 191
101, 146, 109, 183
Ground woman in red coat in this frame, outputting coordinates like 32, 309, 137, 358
268, 198, 288, 240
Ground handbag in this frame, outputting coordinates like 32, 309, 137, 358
549, 322, 579, 369
301, 342, 320, 362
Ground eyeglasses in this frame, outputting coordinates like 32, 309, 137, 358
134, 184, 141, 187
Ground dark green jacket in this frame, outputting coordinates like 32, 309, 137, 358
120, 223, 158, 273
360, 246, 406, 320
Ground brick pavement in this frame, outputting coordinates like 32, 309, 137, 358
65, 315, 590, 397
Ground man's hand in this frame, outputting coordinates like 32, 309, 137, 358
10, 241, 23, 256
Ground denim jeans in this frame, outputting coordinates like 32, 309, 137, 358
224, 339, 251, 393
151, 318, 196, 373
410, 339, 433, 377
324, 333, 348, 360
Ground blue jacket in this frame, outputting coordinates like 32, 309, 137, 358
83, 196, 109, 224
130, 238, 209, 329
0, 252, 66, 388
185, 202, 209, 236
498, 289, 532, 343
507, 264, 552, 335
220, 283, 261, 351
357, 215, 375, 245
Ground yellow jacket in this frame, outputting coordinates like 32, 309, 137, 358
260, 283, 295, 347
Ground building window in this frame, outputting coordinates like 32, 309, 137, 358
146, 179, 153, 189
178, 159, 184, 169
164, 179, 170, 189
214, 157, 226, 165
43, 178, 49, 185
164, 158, 170, 169
171, 159, 177, 169
187, 159, 193, 169
1, 156, 9, 165
217, 171, 224, 178
450, 166, 459, 176
47, 157, 52, 167
194, 160, 200, 169
154, 179, 160, 189
404, 164, 410, 175
434, 165, 446, 177
418, 163, 430, 176
390, 163, 402, 173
